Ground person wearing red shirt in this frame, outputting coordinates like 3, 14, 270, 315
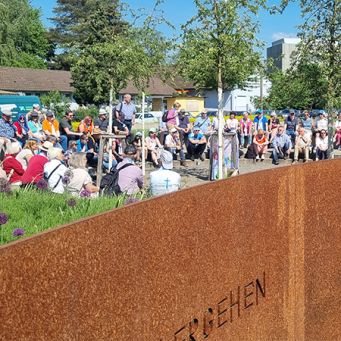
21, 141, 53, 184
3, 142, 25, 184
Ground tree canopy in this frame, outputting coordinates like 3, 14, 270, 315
0, 0, 48, 68
177, 0, 265, 92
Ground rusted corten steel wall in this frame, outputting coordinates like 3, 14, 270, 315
0, 160, 340, 341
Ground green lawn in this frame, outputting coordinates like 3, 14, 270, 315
0, 188, 144, 245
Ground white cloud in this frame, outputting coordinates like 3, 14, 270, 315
272, 32, 297, 41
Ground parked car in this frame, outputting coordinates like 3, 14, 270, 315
135, 112, 159, 123
278, 109, 301, 118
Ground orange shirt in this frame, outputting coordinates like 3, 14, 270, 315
255, 135, 267, 144
42, 119, 59, 135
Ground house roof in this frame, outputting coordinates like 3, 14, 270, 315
0, 66, 194, 96
119, 77, 176, 96
0, 67, 74, 93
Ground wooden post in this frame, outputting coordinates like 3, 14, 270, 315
142, 92, 146, 176
96, 136, 104, 187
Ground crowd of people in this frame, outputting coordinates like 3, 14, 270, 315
1, 95, 341, 197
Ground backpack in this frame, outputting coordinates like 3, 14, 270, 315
162, 110, 169, 123
100, 163, 133, 196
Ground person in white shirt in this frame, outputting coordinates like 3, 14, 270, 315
225, 112, 239, 133
293, 127, 311, 164
150, 150, 180, 196
164, 128, 186, 166
44, 147, 68, 193
315, 129, 328, 161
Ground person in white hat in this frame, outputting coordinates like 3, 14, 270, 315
149, 150, 181, 196
94, 108, 109, 132
164, 127, 187, 167
146, 127, 162, 167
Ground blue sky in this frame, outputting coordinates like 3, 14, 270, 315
31, 0, 302, 49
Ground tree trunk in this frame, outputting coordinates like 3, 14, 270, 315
108, 80, 114, 170
217, 56, 224, 180
141, 92, 146, 176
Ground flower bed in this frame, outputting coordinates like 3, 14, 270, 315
0, 183, 145, 245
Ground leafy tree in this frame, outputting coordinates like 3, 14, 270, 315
177, 0, 265, 178
279, 0, 340, 153
40, 91, 71, 118
0, 0, 48, 68
268, 63, 328, 110
70, 0, 169, 104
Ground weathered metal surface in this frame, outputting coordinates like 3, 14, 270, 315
0, 160, 340, 341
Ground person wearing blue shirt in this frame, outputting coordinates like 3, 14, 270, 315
253, 110, 268, 132
0, 112, 17, 142
187, 126, 207, 161
272, 125, 292, 165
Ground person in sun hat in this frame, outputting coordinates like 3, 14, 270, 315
0, 111, 17, 141
164, 127, 187, 166
145, 127, 162, 166
149, 149, 181, 196
187, 126, 207, 161
21, 141, 54, 185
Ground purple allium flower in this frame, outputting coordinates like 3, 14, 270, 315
0, 213, 8, 225
62, 175, 70, 185
0, 178, 11, 193
80, 189, 91, 198
36, 179, 48, 190
67, 198, 77, 207
124, 197, 140, 205
62, 170, 73, 185
12, 228, 25, 237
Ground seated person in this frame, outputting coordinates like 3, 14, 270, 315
225, 112, 239, 133
284, 111, 298, 145
252, 129, 269, 161
28, 112, 44, 141
187, 126, 207, 161
15, 139, 39, 170
94, 109, 109, 133
176, 109, 191, 145
103, 139, 121, 170
59, 110, 82, 150
44, 147, 68, 194
78, 116, 94, 135
268, 112, 280, 142
116, 145, 143, 195
272, 125, 292, 165
150, 150, 181, 196
21, 141, 53, 185
13, 114, 31, 146
2, 141, 24, 185
145, 128, 162, 166
42, 111, 66, 150
194, 110, 211, 135
164, 128, 186, 166
239, 112, 253, 147
132, 132, 143, 161
65, 152, 99, 197
315, 129, 328, 161
0, 111, 18, 144
293, 127, 311, 164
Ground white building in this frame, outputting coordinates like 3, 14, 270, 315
204, 76, 272, 112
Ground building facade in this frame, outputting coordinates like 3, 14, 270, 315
266, 38, 300, 72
